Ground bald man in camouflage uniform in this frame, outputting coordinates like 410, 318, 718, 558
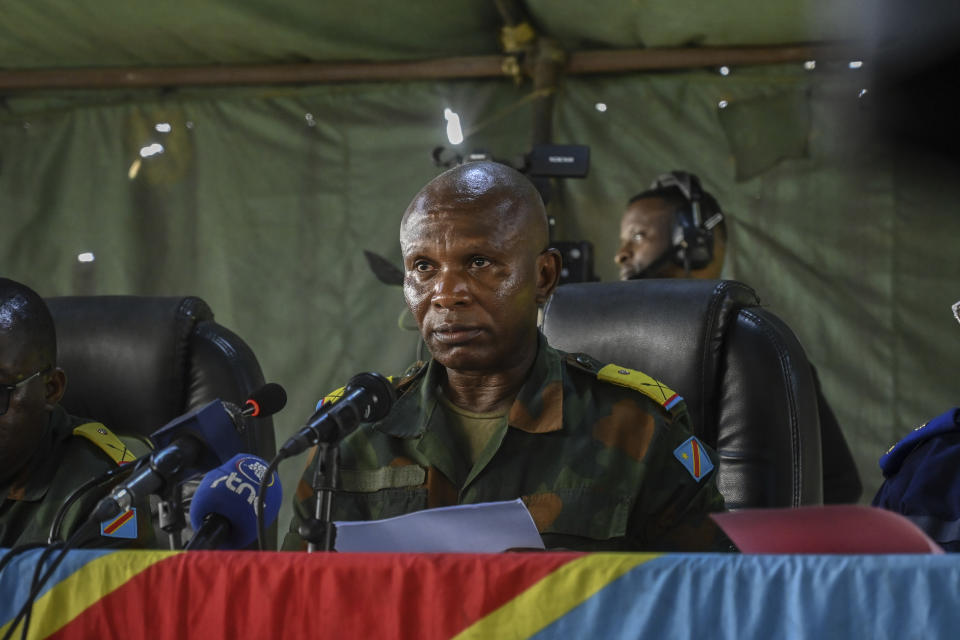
284, 161, 729, 552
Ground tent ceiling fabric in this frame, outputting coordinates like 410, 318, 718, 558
0, 1, 877, 70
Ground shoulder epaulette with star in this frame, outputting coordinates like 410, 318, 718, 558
564, 352, 686, 417
72, 422, 148, 465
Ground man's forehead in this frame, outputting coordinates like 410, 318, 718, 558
401, 163, 546, 249
401, 206, 524, 246
624, 198, 675, 224
0, 332, 34, 378
402, 184, 537, 227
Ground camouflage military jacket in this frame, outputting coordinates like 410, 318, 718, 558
284, 334, 728, 552
0, 405, 153, 548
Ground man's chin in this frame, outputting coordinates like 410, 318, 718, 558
428, 342, 495, 372
433, 352, 487, 372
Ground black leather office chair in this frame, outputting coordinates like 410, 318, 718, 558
46, 295, 276, 459
541, 279, 823, 509
46, 295, 278, 546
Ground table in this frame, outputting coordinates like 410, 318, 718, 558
1, 549, 958, 639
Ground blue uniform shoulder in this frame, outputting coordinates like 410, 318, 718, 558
878, 408, 960, 475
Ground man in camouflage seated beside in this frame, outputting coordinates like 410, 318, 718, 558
284, 161, 730, 552
0, 278, 152, 547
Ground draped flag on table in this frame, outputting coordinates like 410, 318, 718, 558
0, 549, 659, 639
3, 550, 960, 638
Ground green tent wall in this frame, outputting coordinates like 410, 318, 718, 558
2, 1, 958, 536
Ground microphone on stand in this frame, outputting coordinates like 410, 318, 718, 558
89, 383, 287, 522
224, 382, 287, 421
278, 372, 395, 459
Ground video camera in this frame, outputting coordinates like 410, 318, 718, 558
432, 143, 589, 187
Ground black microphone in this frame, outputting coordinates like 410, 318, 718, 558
89, 383, 287, 523
278, 372, 395, 458
227, 382, 287, 420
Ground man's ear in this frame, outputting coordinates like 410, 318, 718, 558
535, 248, 563, 304
45, 367, 66, 407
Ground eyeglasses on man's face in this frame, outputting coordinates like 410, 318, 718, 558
0, 366, 51, 416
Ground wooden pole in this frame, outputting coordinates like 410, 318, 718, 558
0, 43, 862, 90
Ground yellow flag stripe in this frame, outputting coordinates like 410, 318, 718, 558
1, 550, 177, 640
453, 553, 659, 640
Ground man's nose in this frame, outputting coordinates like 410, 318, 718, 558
615, 245, 632, 265
431, 268, 471, 308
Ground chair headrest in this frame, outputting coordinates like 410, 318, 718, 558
47, 295, 213, 436
541, 279, 758, 442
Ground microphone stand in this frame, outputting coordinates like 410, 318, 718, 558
300, 443, 340, 552
157, 482, 191, 549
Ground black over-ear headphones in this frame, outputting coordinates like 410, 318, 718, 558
648, 171, 724, 272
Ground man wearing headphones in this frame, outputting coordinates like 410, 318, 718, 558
614, 171, 863, 504
615, 172, 726, 281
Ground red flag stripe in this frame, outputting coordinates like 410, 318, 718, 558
691, 439, 701, 478
49, 552, 581, 640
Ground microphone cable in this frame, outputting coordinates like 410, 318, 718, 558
19, 542, 64, 640
47, 458, 142, 544
0, 543, 47, 574
256, 453, 284, 551
2, 520, 97, 640
0, 542, 59, 640
0, 459, 144, 638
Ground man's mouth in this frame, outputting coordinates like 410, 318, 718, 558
431, 325, 483, 344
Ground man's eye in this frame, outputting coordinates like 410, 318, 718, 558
632, 231, 646, 241
413, 261, 433, 272
471, 257, 490, 268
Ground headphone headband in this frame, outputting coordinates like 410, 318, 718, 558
649, 171, 702, 205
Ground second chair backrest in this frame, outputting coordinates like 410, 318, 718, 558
541, 279, 823, 509
46, 295, 276, 461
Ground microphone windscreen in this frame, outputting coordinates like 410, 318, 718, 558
149, 400, 243, 473
188, 453, 282, 549
245, 382, 287, 417
346, 372, 395, 422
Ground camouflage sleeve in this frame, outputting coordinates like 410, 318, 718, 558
628, 414, 736, 552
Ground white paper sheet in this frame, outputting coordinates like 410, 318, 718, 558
333, 498, 545, 553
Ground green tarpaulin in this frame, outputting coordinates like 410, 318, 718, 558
2, 2, 957, 532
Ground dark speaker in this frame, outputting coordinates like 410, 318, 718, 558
551, 240, 597, 285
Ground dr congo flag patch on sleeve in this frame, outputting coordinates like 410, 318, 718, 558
101, 508, 138, 539
673, 436, 714, 482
